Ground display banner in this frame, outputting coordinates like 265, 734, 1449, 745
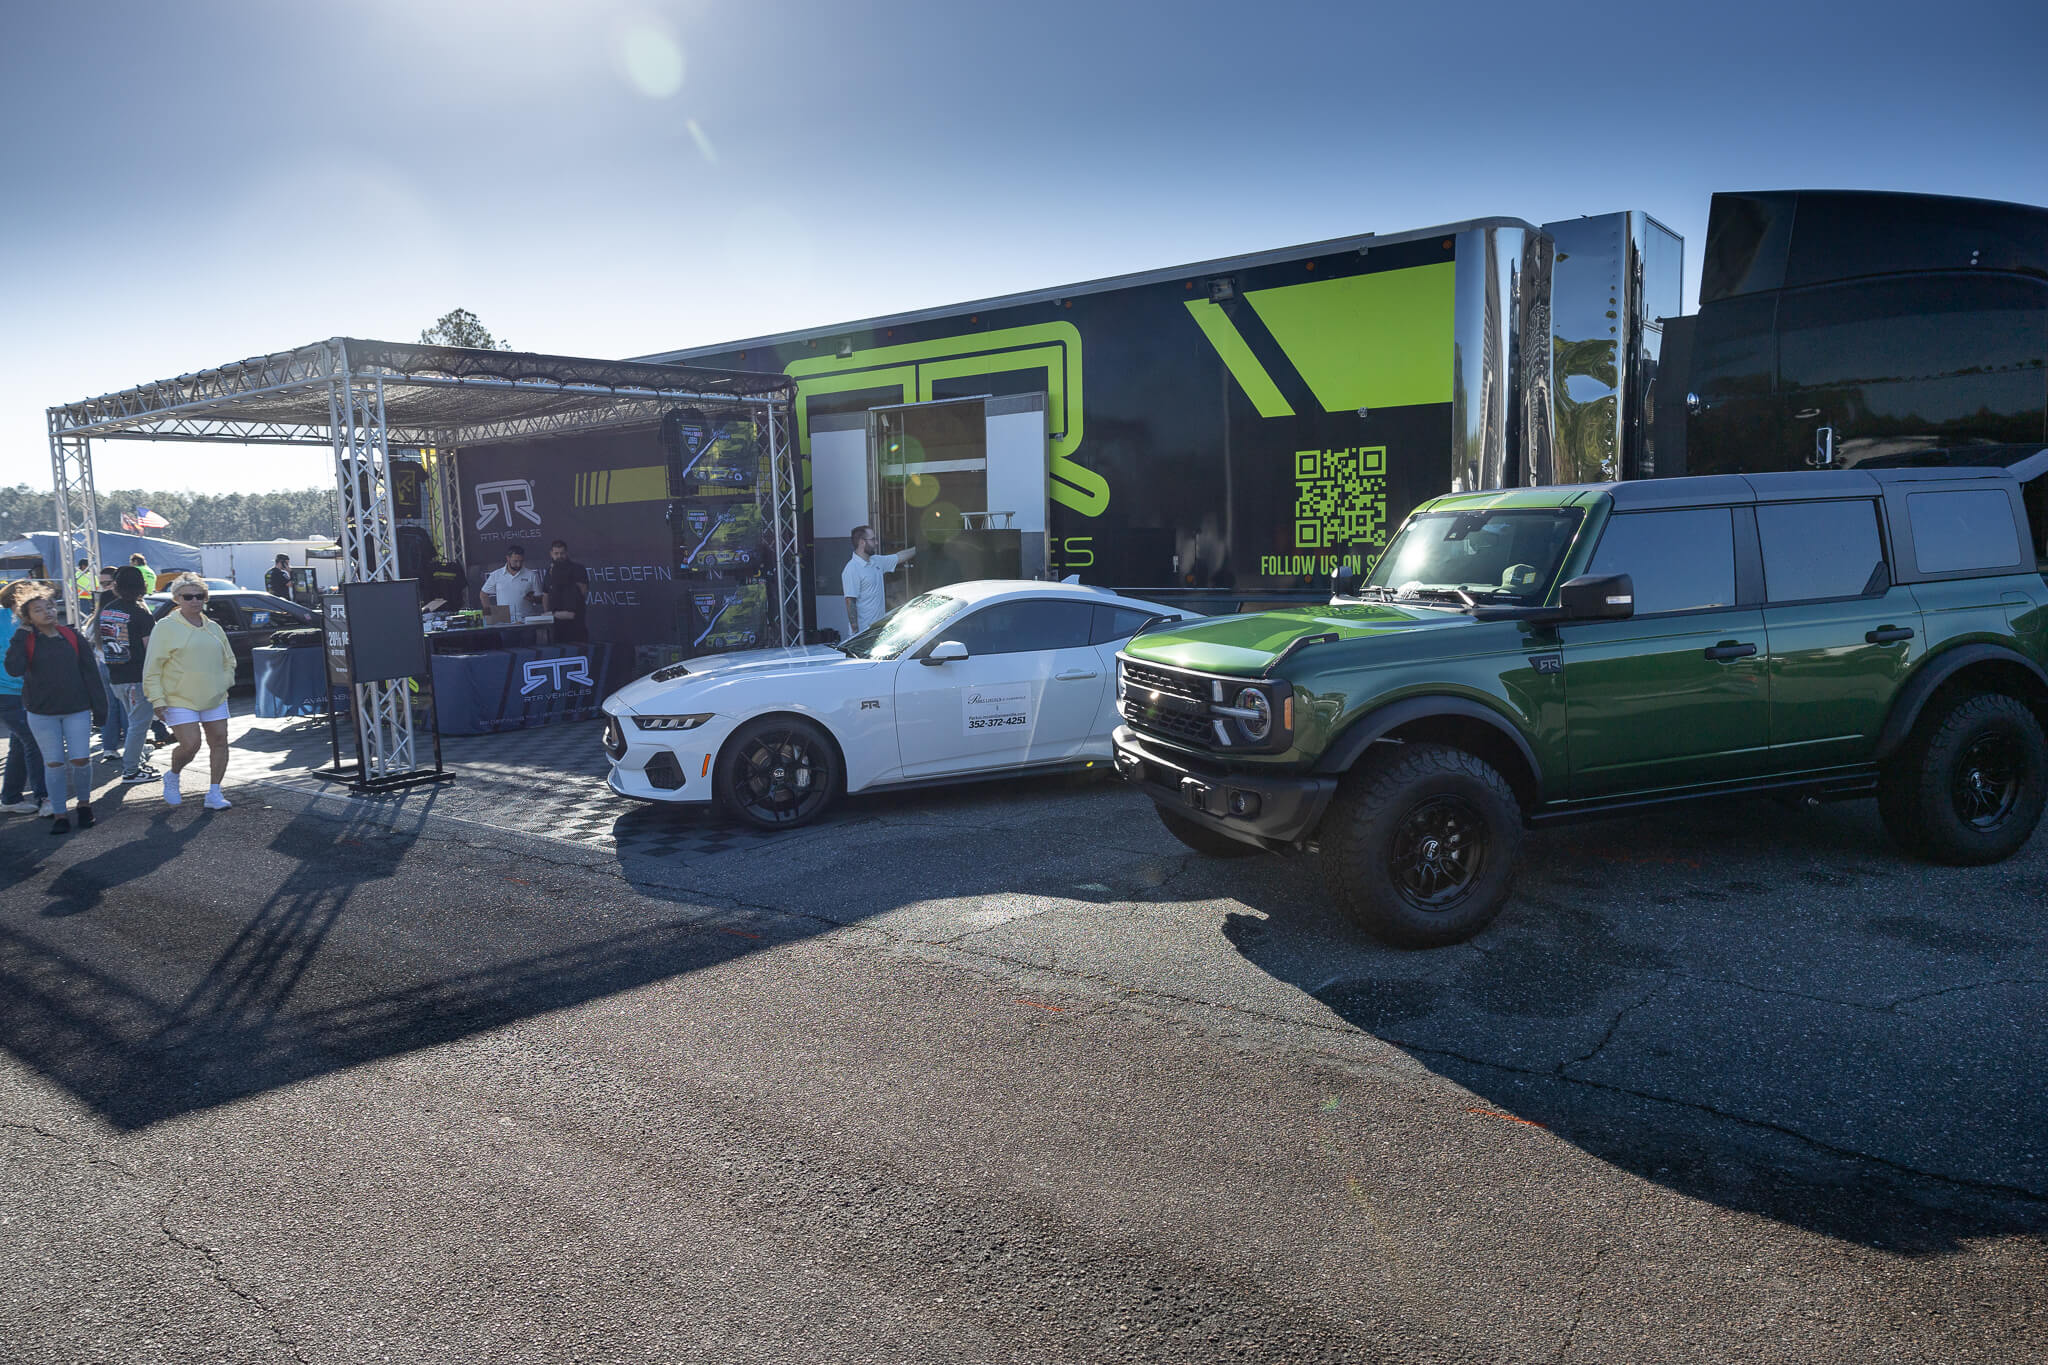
458, 429, 679, 645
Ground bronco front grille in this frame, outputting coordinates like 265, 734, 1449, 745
1120, 660, 1218, 749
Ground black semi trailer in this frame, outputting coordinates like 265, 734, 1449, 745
654, 189, 2044, 635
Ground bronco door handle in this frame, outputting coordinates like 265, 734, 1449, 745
1702, 642, 1758, 661
1865, 626, 1914, 644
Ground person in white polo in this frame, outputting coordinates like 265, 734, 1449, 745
840, 525, 916, 634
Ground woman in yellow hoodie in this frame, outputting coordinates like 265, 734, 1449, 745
142, 573, 238, 809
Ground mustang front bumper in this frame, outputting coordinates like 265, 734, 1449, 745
601, 710, 739, 805
1111, 725, 1336, 852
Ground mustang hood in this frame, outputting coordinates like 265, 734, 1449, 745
1124, 602, 1475, 675
606, 644, 864, 714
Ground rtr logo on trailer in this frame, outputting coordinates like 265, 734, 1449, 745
475, 479, 542, 530
521, 657, 595, 695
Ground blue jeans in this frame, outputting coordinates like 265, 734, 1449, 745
26, 710, 93, 813
0, 695, 48, 804
113, 683, 153, 775
97, 656, 124, 751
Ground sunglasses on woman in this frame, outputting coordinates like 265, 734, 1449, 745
177, 592, 208, 602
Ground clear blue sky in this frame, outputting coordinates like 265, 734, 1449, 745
3, 0, 2043, 496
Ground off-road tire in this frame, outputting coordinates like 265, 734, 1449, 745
1877, 692, 2047, 866
714, 716, 841, 831
1319, 743, 1523, 949
1156, 807, 1263, 858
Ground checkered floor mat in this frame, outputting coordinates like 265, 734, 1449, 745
195, 707, 790, 864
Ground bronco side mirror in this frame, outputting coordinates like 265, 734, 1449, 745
922, 640, 969, 666
1560, 573, 1634, 620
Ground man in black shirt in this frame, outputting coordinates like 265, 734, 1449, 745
542, 539, 591, 644
264, 554, 292, 599
93, 566, 159, 781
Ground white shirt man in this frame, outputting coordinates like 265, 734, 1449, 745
481, 547, 545, 618
840, 525, 916, 633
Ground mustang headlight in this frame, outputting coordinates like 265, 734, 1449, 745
1234, 688, 1272, 742
633, 713, 714, 731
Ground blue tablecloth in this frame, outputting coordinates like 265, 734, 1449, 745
252, 647, 329, 718
428, 643, 628, 735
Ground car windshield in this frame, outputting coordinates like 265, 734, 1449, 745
838, 592, 967, 660
1363, 508, 1584, 607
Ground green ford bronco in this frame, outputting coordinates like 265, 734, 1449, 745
1112, 462, 2048, 947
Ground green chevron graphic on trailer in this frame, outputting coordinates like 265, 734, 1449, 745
1244, 261, 1455, 412
784, 322, 1106, 516
1183, 302, 1295, 418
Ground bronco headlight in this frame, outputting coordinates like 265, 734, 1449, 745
1234, 688, 1271, 742
1115, 657, 1127, 701
633, 713, 714, 731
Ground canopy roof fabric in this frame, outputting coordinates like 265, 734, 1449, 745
48, 337, 795, 447
2, 530, 203, 573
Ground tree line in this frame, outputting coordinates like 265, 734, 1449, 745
0, 485, 337, 546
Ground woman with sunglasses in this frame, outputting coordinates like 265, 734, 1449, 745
2, 586, 108, 834
141, 573, 238, 809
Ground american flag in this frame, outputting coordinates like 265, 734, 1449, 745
125, 507, 169, 532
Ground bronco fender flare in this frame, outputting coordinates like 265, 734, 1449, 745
1312, 695, 1544, 789
1872, 643, 2048, 762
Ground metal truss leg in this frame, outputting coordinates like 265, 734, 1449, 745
47, 425, 103, 628
329, 367, 417, 782
764, 400, 804, 646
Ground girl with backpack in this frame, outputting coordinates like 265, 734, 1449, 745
3, 587, 108, 835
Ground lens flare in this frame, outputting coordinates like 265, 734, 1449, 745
621, 25, 684, 98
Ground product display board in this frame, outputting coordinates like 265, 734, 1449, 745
320, 588, 353, 686
664, 408, 775, 657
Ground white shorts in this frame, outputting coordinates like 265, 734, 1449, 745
163, 703, 230, 726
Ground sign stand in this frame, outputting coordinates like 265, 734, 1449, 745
313, 581, 451, 793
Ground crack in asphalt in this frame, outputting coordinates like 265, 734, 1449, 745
1882, 977, 2048, 1011
1, 1116, 144, 1182
1560, 979, 1669, 1073
154, 1182, 310, 1365
1550, 1241, 1612, 1361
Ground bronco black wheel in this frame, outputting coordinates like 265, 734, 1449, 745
1388, 795, 1488, 907
1319, 743, 1523, 948
1156, 807, 1263, 858
1878, 692, 2046, 866
714, 717, 840, 830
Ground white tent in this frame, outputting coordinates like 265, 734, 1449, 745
200, 538, 343, 591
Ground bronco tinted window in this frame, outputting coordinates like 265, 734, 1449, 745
1907, 490, 2023, 573
1756, 500, 1888, 601
1587, 508, 1737, 614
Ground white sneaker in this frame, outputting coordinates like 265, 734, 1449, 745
37, 799, 56, 817
163, 772, 182, 806
0, 799, 37, 815
203, 786, 231, 811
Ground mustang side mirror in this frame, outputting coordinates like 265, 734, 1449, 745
922, 640, 969, 666
1560, 573, 1634, 620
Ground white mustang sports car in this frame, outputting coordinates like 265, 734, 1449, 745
601, 580, 1190, 828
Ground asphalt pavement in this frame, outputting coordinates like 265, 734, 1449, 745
1, 757, 2043, 1363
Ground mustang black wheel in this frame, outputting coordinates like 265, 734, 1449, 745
715, 717, 840, 830
1878, 692, 2046, 866
1319, 743, 1523, 948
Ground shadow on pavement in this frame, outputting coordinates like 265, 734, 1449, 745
1206, 794, 2048, 1254
0, 798, 787, 1133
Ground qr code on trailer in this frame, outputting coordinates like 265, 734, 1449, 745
1294, 446, 1387, 551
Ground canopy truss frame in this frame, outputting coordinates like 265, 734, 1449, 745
47, 338, 802, 787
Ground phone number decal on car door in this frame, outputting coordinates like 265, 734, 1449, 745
964, 684, 1032, 734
